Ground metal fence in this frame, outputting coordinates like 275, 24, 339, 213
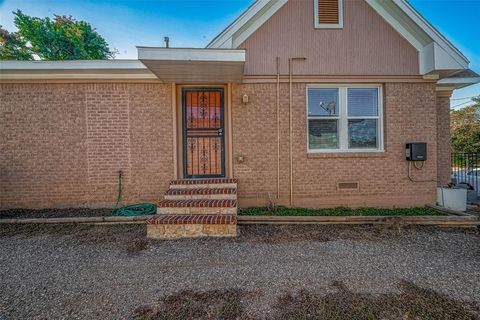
451, 153, 479, 198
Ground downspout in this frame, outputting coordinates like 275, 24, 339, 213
276, 57, 280, 200
288, 57, 306, 207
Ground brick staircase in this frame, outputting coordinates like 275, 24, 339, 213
147, 179, 238, 239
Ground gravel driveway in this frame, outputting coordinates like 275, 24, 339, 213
0, 224, 479, 319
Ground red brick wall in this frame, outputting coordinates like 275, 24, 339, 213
0, 81, 442, 209
436, 91, 452, 186
0, 83, 173, 209
231, 82, 439, 208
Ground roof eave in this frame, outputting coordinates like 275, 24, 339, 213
0, 60, 157, 81
437, 77, 480, 90
137, 47, 246, 83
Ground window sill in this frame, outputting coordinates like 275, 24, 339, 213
307, 150, 387, 159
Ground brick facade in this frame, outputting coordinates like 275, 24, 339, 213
436, 90, 453, 186
0, 83, 173, 208
231, 82, 441, 208
0, 81, 448, 209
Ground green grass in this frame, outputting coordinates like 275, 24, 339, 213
239, 206, 447, 217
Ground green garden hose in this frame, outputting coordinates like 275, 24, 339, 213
113, 203, 157, 216
111, 171, 157, 216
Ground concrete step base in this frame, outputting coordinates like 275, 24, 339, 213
146, 214, 237, 239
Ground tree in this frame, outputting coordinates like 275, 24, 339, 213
0, 26, 33, 60
451, 97, 480, 153
0, 10, 116, 60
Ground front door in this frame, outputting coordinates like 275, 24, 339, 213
182, 88, 225, 178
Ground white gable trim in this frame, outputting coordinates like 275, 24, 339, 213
232, 0, 288, 48
366, 0, 469, 74
207, 0, 288, 49
207, 0, 471, 76
393, 0, 468, 65
364, 0, 424, 50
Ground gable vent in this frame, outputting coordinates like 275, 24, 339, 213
337, 182, 359, 191
318, 0, 340, 24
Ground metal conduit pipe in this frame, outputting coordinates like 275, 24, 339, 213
276, 57, 280, 200
288, 57, 306, 207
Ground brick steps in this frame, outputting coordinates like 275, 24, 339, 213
164, 188, 237, 200
157, 199, 237, 215
147, 214, 237, 225
169, 178, 237, 189
149, 179, 239, 239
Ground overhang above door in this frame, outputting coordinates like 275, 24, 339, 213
137, 47, 245, 83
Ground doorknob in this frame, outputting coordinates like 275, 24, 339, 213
218, 129, 223, 136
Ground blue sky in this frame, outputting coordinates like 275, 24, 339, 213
0, 0, 479, 106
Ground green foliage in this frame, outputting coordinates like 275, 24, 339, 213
1, 10, 116, 61
239, 206, 446, 216
0, 26, 33, 60
451, 98, 480, 153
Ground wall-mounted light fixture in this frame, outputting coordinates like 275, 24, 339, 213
236, 154, 245, 163
242, 93, 249, 104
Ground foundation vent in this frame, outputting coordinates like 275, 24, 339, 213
337, 182, 359, 191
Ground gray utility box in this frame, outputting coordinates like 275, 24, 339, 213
406, 143, 427, 161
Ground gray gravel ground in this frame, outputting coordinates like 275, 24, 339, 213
0, 224, 479, 319
468, 205, 480, 217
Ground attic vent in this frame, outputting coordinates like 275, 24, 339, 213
337, 182, 359, 191
315, 0, 343, 28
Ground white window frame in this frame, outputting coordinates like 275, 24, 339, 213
306, 84, 384, 153
314, 0, 344, 29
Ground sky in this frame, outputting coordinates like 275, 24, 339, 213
0, 0, 479, 107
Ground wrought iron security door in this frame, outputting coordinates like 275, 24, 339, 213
182, 88, 225, 178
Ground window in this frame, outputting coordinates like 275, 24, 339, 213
307, 86, 383, 152
314, 0, 343, 29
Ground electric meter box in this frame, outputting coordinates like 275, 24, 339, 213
406, 143, 427, 161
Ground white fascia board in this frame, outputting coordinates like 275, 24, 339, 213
232, 0, 288, 48
438, 77, 480, 85
419, 43, 436, 74
0, 60, 147, 70
366, 0, 469, 75
0, 73, 158, 80
419, 42, 465, 74
207, 0, 271, 49
137, 47, 245, 62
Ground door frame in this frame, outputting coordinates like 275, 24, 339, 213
175, 84, 232, 179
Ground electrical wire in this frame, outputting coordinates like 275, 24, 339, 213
407, 161, 438, 183
451, 100, 475, 109
450, 96, 476, 101
413, 161, 424, 170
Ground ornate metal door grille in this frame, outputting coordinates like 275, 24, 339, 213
182, 88, 225, 178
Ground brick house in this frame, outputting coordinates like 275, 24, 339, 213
1, 0, 479, 230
